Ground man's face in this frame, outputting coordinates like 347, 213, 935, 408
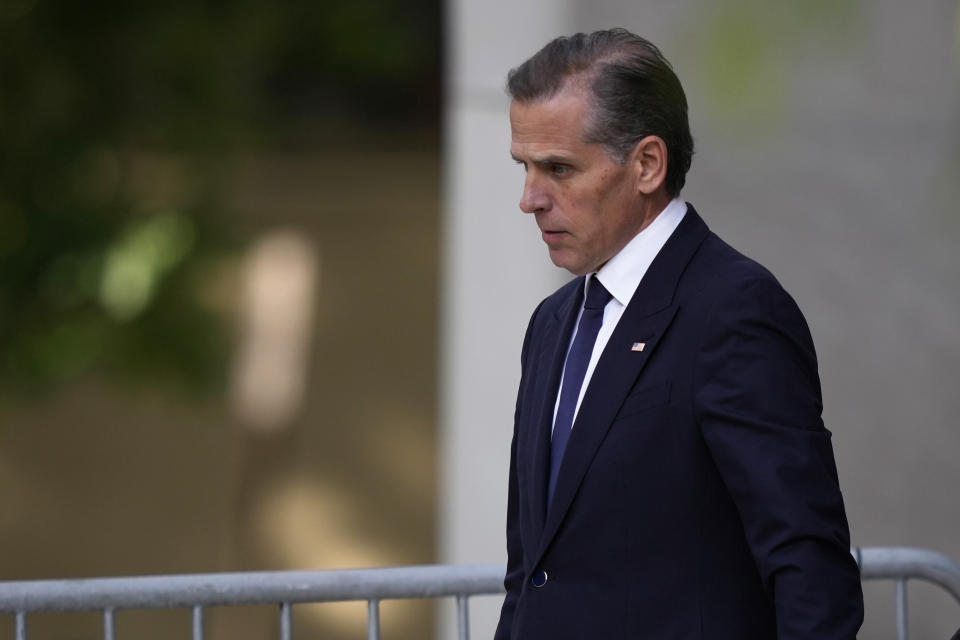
510, 88, 647, 275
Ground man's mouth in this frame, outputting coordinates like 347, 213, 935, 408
540, 230, 565, 245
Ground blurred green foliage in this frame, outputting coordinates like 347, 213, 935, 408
0, 0, 440, 397
690, 0, 859, 127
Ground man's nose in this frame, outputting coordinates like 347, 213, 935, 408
519, 174, 550, 214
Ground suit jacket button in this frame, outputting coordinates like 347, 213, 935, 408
531, 569, 548, 588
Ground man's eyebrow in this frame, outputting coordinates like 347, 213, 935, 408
511, 153, 573, 165
536, 155, 573, 165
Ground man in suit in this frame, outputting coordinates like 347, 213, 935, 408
495, 29, 864, 639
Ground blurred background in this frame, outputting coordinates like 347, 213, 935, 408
0, 1, 440, 638
1, 1, 958, 639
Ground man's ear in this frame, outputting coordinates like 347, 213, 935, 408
630, 135, 668, 195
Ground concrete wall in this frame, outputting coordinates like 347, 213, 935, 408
439, 1, 570, 637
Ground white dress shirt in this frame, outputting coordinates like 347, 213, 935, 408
552, 198, 688, 432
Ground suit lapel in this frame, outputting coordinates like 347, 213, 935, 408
536, 206, 711, 557
526, 279, 584, 544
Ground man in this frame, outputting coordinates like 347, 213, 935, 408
496, 29, 863, 639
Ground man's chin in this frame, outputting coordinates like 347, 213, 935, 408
549, 253, 590, 276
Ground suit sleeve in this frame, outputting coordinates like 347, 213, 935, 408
693, 275, 864, 639
494, 299, 545, 640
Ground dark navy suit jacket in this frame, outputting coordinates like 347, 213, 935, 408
495, 206, 863, 639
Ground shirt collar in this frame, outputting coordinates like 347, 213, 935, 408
589, 198, 688, 307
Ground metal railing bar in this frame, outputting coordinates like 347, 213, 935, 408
103, 608, 115, 640
456, 595, 470, 640
15, 611, 25, 640
895, 579, 908, 640
857, 547, 960, 604
367, 599, 380, 640
192, 605, 204, 640
0, 547, 955, 640
279, 601, 292, 640
0, 563, 504, 613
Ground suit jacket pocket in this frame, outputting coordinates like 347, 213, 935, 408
615, 381, 672, 421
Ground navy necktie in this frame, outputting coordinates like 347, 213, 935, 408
548, 275, 613, 507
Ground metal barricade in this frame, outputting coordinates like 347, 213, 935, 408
0, 547, 958, 640
855, 546, 960, 640
0, 563, 504, 640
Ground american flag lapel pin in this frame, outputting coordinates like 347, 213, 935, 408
631, 342, 646, 352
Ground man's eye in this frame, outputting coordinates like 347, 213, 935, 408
551, 164, 569, 175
